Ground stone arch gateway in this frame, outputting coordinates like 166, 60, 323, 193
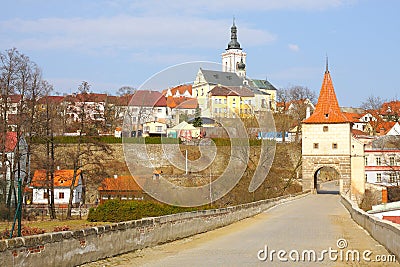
301, 63, 365, 199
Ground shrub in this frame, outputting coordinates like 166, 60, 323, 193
87, 200, 208, 222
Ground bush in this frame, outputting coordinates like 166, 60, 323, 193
87, 200, 207, 222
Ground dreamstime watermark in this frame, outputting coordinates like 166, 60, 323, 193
257, 238, 396, 263
122, 61, 276, 207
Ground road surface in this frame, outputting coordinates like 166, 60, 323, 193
83, 193, 398, 266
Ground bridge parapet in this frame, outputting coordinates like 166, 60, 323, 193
0, 191, 309, 267
341, 194, 400, 260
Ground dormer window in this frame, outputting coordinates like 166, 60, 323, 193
324, 113, 329, 118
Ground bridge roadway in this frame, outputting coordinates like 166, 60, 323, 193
83, 182, 399, 266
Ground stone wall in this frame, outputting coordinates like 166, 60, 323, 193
341, 195, 400, 260
302, 155, 351, 194
0, 192, 308, 267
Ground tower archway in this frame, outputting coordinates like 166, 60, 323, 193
313, 166, 340, 194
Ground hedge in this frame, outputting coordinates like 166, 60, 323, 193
87, 200, 209, 222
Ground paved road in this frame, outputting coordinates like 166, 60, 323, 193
84, 194, 398, 266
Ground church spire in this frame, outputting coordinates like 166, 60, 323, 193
303, 62, 349, 124
227, 18, 241, 50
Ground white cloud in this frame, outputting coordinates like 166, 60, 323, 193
0, 16, 276, 53
288, 44, 300, 52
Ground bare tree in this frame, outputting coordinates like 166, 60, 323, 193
361, 95, 385, 111
276, 86, 316, 142
65, 81, 113, 219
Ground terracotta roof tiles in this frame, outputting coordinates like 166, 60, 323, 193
303, 70, 349, 124
31, 169, 82, 188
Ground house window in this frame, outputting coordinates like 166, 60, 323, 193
376, 173, 382, 183
332, 143, 338, 149
313, 143, 319, 149
376, 157, 381, 166
214, 99, 218, 104
156, 126, 163, 132
389, 157, 395, 166
248, 100, 252, 105
214, 108, 218, 113
44, 192, 48, 199
365, 174, 368, 181
323, 126, 328, 132
157, 108, 162, 113
224, 99, 227, 104
389, 173, 396, 183
59, 192, 65, 199
365, 157, 368, 166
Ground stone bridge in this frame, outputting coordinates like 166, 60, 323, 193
1, 183, 399, 266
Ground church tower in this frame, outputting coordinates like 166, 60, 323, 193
222, 19, 247, 77
302, 61, 353, 195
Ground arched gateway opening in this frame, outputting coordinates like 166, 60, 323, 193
314, 167, 340, 194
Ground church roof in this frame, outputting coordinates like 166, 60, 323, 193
251, 79, 277, 91
200, 69, 244, 87
303, 67, 349, 124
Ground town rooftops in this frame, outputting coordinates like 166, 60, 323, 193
200, 69, 244, 87
303, 67, 349, 124
251, 79, 277, 91
37, 96, 65, 105
98, 175, 142, 191
31, 169, 82, 188
209, 85, 254, 97
129, 90, 166, 107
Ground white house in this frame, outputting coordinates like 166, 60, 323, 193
30, 169, 83, 206
365, 148, 400, 186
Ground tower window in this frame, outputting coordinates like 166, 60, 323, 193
324, 113, 329, 118
332, 143, 338, 149
313, 143, 319, 149
376, 157, 381, 166
323, 126, 328, 132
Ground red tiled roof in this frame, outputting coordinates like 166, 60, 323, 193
351, 129, 367, 136
167, 97, 198, 109
374, 121, 396, 135
37, 96, 65, 105
107, 94, 133, 106
129, 90, 166, 107
8, 95, 22, 103
383, 216, 400, 224
31, 169, 81, 188
98, 176, 142, 191
303, 70, 349, 124
1, 132, 17, 152
343, 112, 363, 122
381, 101, 400, 115
210, 85, 254, 97
164, 84, 192, 97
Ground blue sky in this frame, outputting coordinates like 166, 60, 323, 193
1, 0, 399, 107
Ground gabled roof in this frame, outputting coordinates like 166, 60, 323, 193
37, 96, 65, 105
107, 94, 133, 106
381, 100, 400, 115
31, 169, 82, 188
175, 98, 198, 109
164, 84, 192, 97
170, 121, 197, 130
251, 79, 277, 91
200, 69, 244, 87
374, 121, 396, 135
342, 112, 363, 123
129, 90, 166, 107
209, 85, 254, 97
303, 69, 349, 124
98, 176, 142, 191
0, 132, 17, 152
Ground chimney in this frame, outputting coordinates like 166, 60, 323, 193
382, 188, 388, 204
57, 166, 60, 170
113, 174, 118, 179
306, 106, 311, 119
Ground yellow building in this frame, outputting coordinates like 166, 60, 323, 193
209, 85, 255, 118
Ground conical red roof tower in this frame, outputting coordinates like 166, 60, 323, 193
303, 63, 349, 124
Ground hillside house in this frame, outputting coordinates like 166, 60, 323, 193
30, 169, 83, 206
98, 175, 145, 204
